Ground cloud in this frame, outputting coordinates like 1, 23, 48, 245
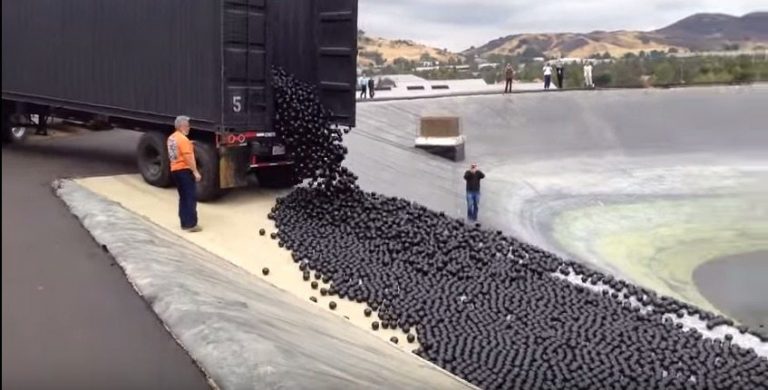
359, 0, 766, 51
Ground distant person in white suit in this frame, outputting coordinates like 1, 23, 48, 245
359, 76, 368, 99
583, 61, 594, 88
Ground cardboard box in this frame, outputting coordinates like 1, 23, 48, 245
420, 117, 461, 138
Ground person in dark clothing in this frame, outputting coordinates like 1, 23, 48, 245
463, 163, 485, 222
555, 60, 565, 89
368, 77, 376, 99
504, 64, 515, 93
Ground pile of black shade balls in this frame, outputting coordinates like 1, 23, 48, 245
272, 68, 358, 191
272, 189, 768, 389
269, 69, 768, 389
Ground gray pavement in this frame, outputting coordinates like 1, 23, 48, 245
1, 131, 210, 390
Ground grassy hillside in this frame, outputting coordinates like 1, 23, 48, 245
358, 32, 462, 69
465, 12, 768, 59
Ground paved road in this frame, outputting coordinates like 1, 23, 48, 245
1, 130, 209, 389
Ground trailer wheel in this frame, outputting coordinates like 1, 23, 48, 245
2, 114, 32, 144
137, 131, 172, 188
256, 165, 300, 189
1, 110, 10, 144
194, 142, 223, 202
86, 115, 113, 131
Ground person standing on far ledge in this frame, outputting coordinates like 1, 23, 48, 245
368, 77, 376, 99
543, 63, 553, 90
168, 115, 202, 233
583, 61, 594, 88
504, 64, 515, 93
555, 59, 565, 89
464, 163, 485, 222
359, 75, 369, 99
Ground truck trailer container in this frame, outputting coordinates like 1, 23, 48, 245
2, 0, 358, 200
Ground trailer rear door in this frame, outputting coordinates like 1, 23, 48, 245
222, 0, 269, 131
316, 0, 357, 127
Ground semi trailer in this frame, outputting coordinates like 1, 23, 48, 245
2, 0, 358, 200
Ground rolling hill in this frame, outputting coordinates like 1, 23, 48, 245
465, 12, 768, 59
656, 12, 768, 50
464, 31, 680, 59
357, 33, 462, 68
356, 12, 768, 68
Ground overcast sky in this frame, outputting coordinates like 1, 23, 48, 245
359, 0, 765, 51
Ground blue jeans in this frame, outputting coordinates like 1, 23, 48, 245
172, 169, 198, 229
466, 191, 480, 222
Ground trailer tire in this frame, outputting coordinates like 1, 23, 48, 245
194, 142, 223, 202
86, 116, 113, 131
1, 110, 10, 144
137, 131, 173, 188
2, 114, 32, 144
256, 165, 300, 189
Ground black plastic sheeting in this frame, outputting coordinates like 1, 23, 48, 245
55, 180, 471, 390
344, 86, 768, 325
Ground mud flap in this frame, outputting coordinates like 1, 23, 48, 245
219, 146, 250, 189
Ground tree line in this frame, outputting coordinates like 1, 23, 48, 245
360, 48, 768, 88
510, 54, 768, 88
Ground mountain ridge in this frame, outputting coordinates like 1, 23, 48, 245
465, 12, 768, 59
357, 12, 768, 68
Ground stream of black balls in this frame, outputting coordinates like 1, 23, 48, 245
270, 68, 768, 390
